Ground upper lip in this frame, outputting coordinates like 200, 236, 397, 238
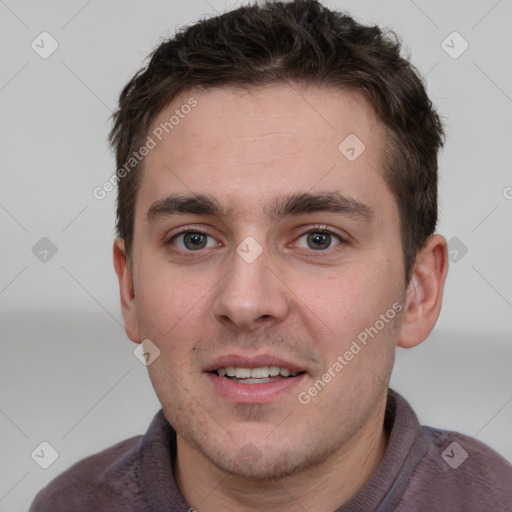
204, 354, 306, 374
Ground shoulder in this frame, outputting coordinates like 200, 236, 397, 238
403, 425, 512, 510
29, 435, 143, 512
423, 426, 512, 481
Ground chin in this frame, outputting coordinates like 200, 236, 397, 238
209, 451, 305, 481
198, 436, 334, 481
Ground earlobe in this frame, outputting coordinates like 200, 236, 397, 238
397, 234, 449, 349
113, 238, 141, 343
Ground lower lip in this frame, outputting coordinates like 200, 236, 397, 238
206, 372, 306, 404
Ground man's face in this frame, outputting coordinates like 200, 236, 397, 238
128, 84, 406, 478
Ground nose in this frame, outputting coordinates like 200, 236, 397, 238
212, 240, 289, 332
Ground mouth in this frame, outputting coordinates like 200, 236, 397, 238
211, 366, 304, 384
204, 357, 308, 403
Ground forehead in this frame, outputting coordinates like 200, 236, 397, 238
137, 83, 393, 223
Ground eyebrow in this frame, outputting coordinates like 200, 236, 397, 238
145, 191, 375, 224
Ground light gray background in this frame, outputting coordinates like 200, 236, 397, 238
1, 1, 511, 511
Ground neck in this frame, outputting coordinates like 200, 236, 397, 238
174, 399, 389, 512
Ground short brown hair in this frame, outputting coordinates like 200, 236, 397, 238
109, 0, 444, 282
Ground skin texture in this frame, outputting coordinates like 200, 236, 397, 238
114, 84, 448, 511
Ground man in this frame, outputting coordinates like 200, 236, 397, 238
30, 1, 512, 510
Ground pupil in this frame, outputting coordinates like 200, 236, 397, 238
308, 232, 330, 250
185, 233, 206, 250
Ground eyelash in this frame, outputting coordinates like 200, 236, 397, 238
165, 225, 347, 255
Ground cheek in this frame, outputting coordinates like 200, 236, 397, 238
309, 259, 394, 328
135, 261, 208, 338
299, 256, 402, 378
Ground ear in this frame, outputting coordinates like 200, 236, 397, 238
397, 234, 449, 349
113, 238, 141, 344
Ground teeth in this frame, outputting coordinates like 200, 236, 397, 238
250, 367, 269, 378
231, 377, 275, 384
269, 366, 280, 376
235, 368, 251, 379
215, 366, 299, 379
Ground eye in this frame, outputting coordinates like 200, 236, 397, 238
167, 230, 219, 251
295, 227, 344, 251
